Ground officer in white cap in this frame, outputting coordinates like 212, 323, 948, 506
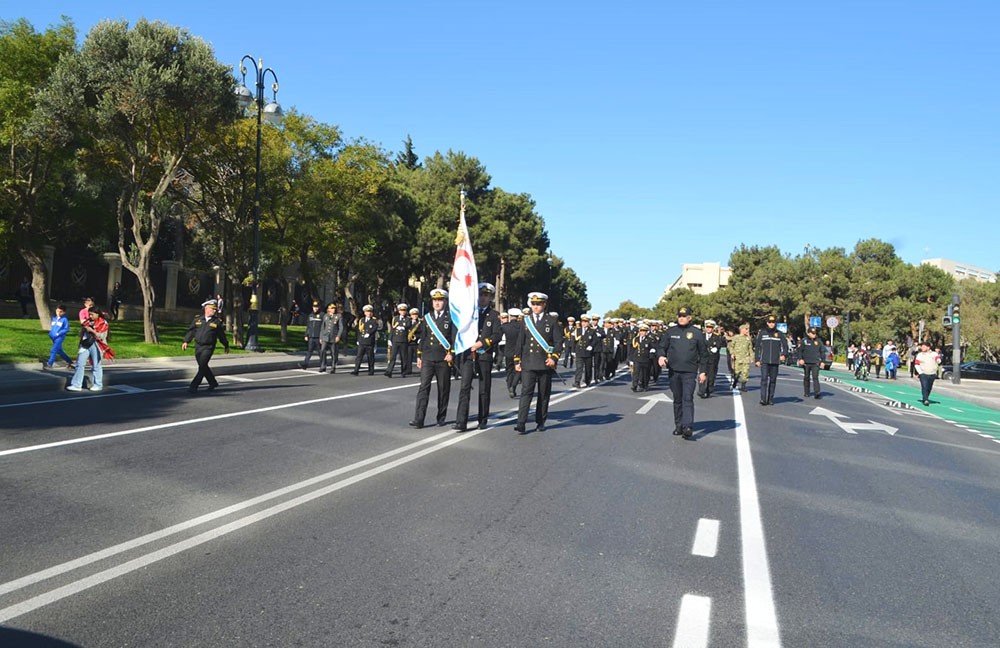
454, 283, 501, 431
351, 304, 380, 375
182, 299, 230, 393
513, 292, 563, 433
572, 313, 597, 388
409, 288, 454, 429
502, 307, 523, 398
384, 303, 412, 377
562, 316, 577, 368
698, 318, 726, 398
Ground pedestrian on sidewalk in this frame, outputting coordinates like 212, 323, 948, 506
44, 305, 74, 370
18, 276, 32, 317
182, 299, 230, 393
78, 297, 95, 327
67, 307, 108, 392
913, 340, 942, 405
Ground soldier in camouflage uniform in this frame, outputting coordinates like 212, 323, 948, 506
729, 323, 754, 392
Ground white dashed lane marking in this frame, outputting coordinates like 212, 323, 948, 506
691, 518, 720, 558
672, 594, 712, 648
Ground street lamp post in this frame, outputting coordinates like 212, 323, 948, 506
236, 55, 282, 351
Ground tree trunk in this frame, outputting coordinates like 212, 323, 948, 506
136, 255, 159, 344
20, 246, 52, 329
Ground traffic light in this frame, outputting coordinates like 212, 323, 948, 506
942, 304, 953, 328
952, 302, 960, 324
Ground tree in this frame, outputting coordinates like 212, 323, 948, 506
396, 134, 420, 170
39, 19, 238, 342
0, 18, 77, 328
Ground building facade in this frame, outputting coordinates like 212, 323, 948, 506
665, 262, 732, 296
921, 258, 996, 283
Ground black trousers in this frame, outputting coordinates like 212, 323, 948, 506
456, 352, 494, 426
919, 373, 936, 402
802, 363, 820, 396
319, 341, 338, 371
505, 355, 521, 395
632, 362, 650, 390
574, 356, 593, 386
517, 368, 553, 428
413, 358, 451, 425
303, 337, 322, 367
602, 353, 615, 379
699, 357, 720, 396
669, 370, 697, 428
385, 340, 409, 376
759, 363, 780, 403
593, 353, 605, 381
191, 345, 218, 389
354, 344, 375, 374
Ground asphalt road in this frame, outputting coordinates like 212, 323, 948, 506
2, 363, 998, 647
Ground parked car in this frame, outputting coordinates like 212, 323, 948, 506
940, 362, 1000, 381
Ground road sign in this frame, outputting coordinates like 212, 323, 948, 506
809, 316, 823, 328
776, 322, 788, 334
826, 316, 839, 329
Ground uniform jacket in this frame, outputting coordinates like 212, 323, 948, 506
388, 315, 412, 344
601, 327, 617, 354
755, 327, 788, 364
630, 333, 657, 365
729, 335, 754, 365
796, 337, 824, 364
320, 313, 344, 343
185, 314, 230, 349
515, 312, 564, 371
474, 307, 502, 357
501, 320, 523, 359
356, 316, 380, 347
573, 326, 598, 358
305, 311, 323, 338
656, 323, 709, 373
413, 308, 455, 362
705, 333, 726, 366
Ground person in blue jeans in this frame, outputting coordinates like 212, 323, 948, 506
44, 305, 74, 370
67, 307, 107, 392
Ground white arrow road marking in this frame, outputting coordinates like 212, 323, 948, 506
636, 392, 672, 415
808, 407, 897, 436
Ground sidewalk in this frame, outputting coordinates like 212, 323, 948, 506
0, 349, 368, 397
821, 366, 1000, 412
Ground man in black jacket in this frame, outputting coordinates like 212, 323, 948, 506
698, 319, 726, 398
409, 289, 455, 429
454, 283, 501, 431
514, 292, 563, 433
656, 306, 709, 439
318, 303, 344, 373
796, 327, 823, 399
183, 299, 230, 393
301, 300, 324, 370
755, 315, 788, 405
384, 303, 412, 377
352, 304, 380, 375
502, 308, 523, 398
573, 315, 597, 388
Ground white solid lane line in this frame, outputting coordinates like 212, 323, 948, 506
672, 594, 711, 648
733, 389, 783, 647
691, 518, 720, 558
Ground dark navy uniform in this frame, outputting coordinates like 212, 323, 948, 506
184, 304, 229, 392
514, 297, 564, 433
352, 308, 380, 375
796, 329, 823, 398
409, 303, 455, 428
698, 324, 726, 398
455, 290, 501, 431
656, 308, 709, 438
384, 307, 412, 377
629, 327, 656, 391
502, 314, 523, 398
301, 303, 323, 369
755, 319, 788, 405
318, 308, 344, 372
573, 323, 597, 388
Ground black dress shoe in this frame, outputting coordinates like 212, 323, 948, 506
536, 424, 546, 432
384, 372, 392, 378
408, 420, 423, 429
452, 424, 467, 432
207, 384, 218, 392
514, 424, 526, 434
673, 426, 682, 436
350, 371, 359, 376
477, 421, 487, 430
437, 419, 447, 426
760, 400, 767, 406
815, 394, 821, 399
682, 426, 694, 439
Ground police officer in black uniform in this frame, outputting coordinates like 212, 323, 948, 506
454, 283, 501, 431
301, 300, 324, 369
352, 304, 379, 375
797, 326, 823, 399
572, 315, 597, 388
384, 303, 412, 377
755, 315, 788, 405
698, 319, 726, 398
182, 299, 230, 393
409, 289, 454, 429
514, 292, 563, 433
656, 306, 709, 439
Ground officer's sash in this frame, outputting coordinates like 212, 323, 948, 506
424, 313, 450, 350
525, 316, 554, 354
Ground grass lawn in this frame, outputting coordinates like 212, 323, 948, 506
0, 317, 307, 365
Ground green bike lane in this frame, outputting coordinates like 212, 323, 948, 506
821, 369, 1000, 443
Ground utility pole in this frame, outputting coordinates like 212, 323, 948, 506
951, 293, 961, 384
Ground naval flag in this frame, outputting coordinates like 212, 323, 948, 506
449, 191, 479, 353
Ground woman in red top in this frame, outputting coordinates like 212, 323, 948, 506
67, 308, 109, 392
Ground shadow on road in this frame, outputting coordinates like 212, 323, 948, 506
0, 627, 83, 648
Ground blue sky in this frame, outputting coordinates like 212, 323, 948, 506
12, 2, 1000, 315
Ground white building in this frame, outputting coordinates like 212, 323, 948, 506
665, 262, 732, 296
921, 258, 996, 283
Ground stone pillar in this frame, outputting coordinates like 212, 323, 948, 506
42, 245, 56, 300
162, 260, 181, 311
102, 252, 123, 305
